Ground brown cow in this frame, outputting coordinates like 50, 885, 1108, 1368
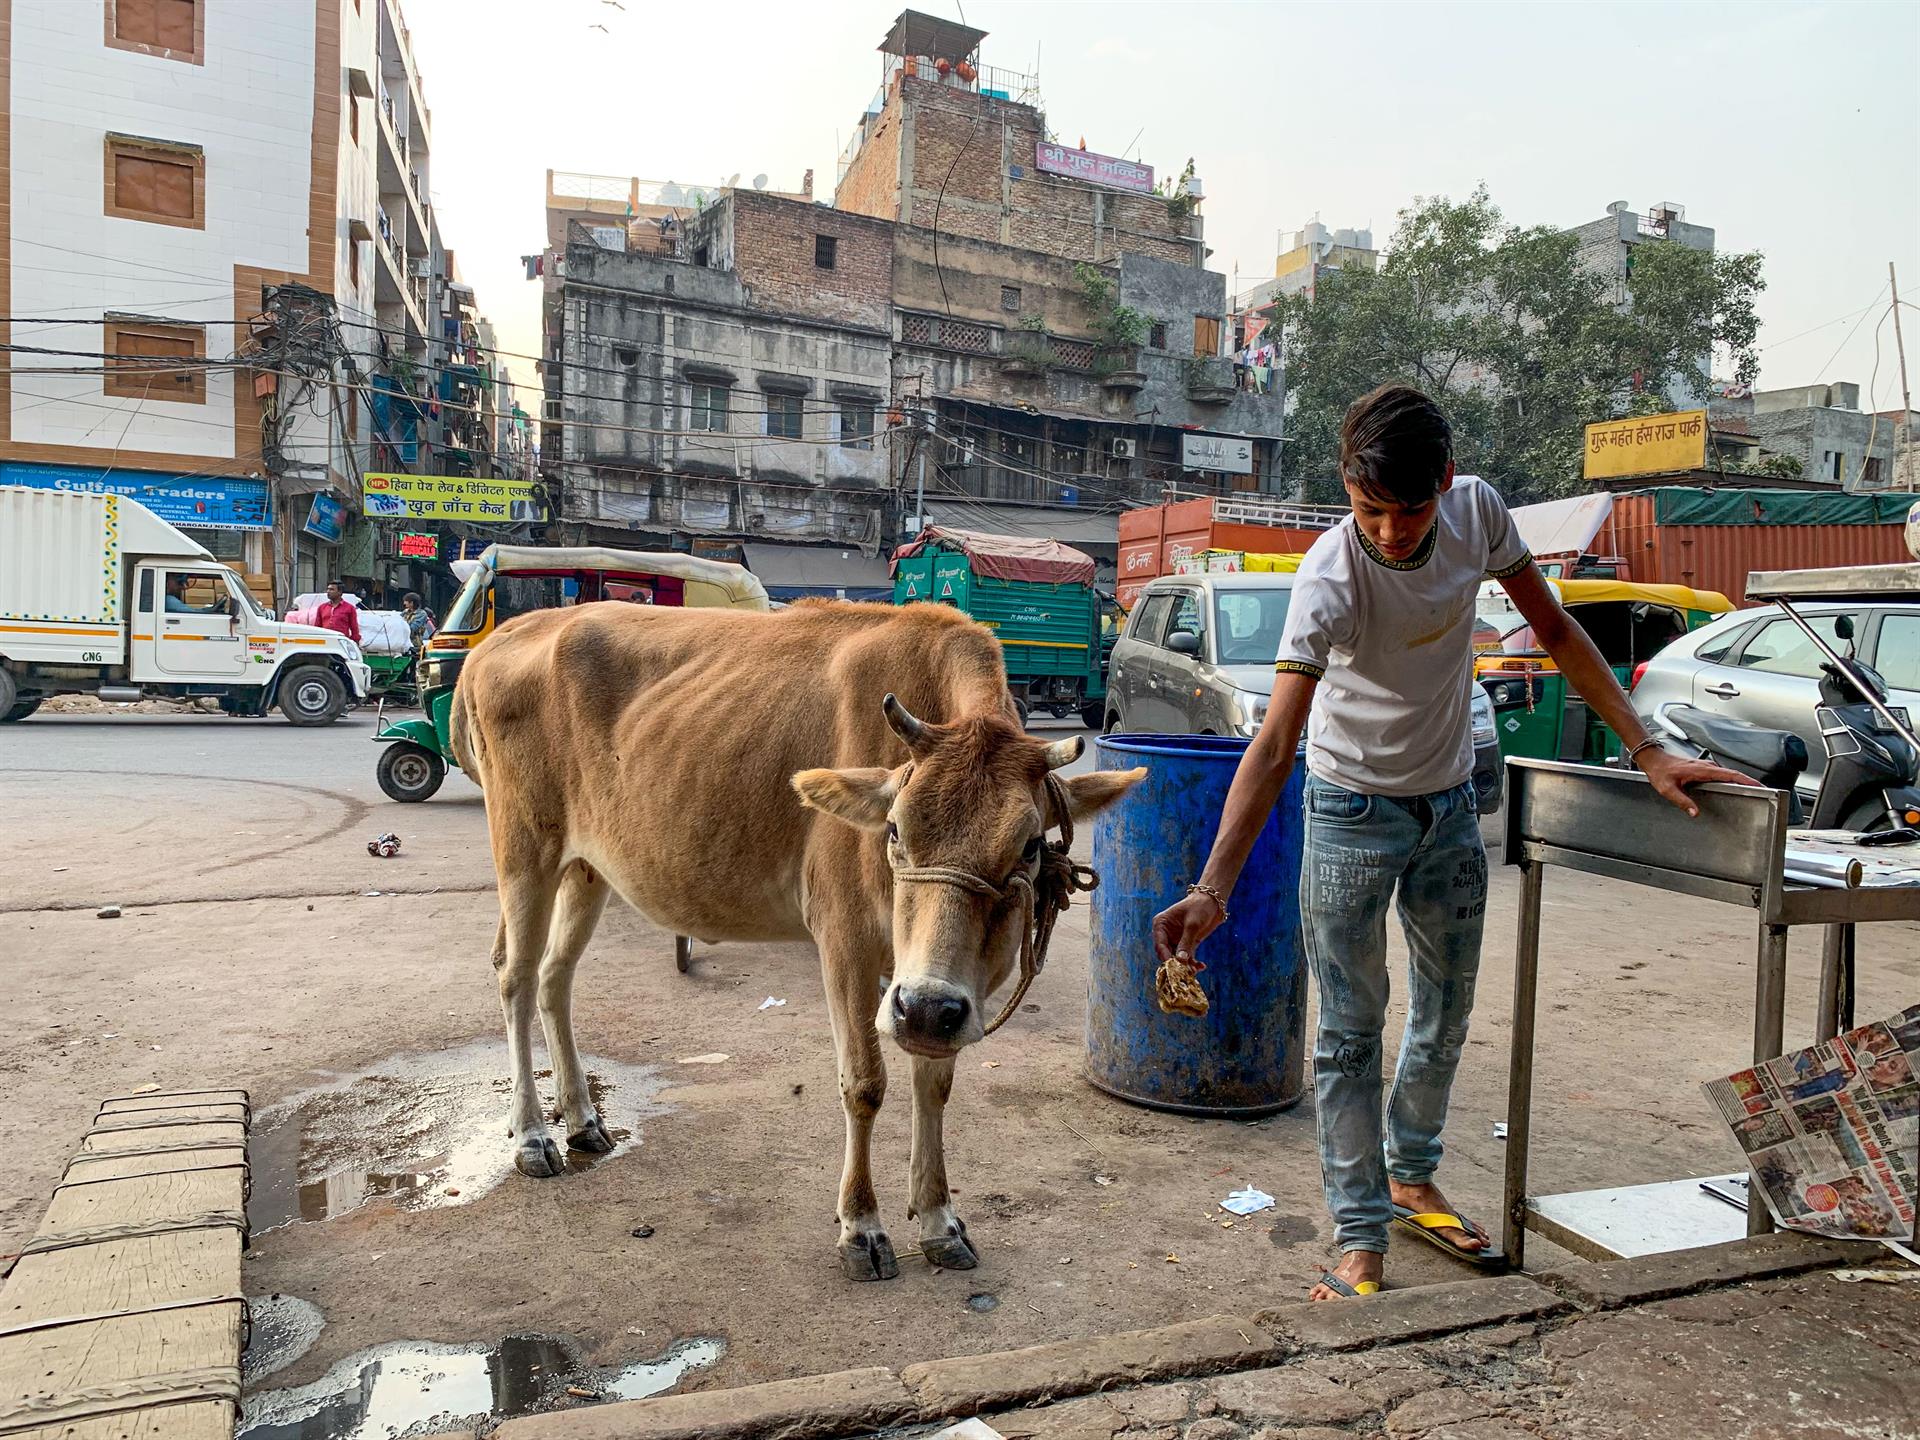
452, 599, 1143, 1279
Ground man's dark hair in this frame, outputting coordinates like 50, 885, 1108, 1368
403, 591, 421, 606
1340, 383, 1453, 506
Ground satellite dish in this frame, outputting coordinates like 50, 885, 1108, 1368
660, 181, 684, 206
752, 173, 768, 190
725, 172, 741, 189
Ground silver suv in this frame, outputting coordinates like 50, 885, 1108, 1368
1633, 600, 1920, 801
1106, 574, 1505, 814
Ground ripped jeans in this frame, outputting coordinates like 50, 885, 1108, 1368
1300, 774, 1488, 1254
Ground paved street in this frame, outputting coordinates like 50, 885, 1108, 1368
4, 711, 1918, 1412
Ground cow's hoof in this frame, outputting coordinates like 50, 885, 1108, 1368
514, 1135, 566, 1178
922, 1226, 978, 1270
567, 1117, 614, 1153
840, 1233, 899, 1282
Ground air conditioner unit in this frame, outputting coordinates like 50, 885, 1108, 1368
945, 439, 976, 466
1110, 438, 1137, 460
409, 258, 432, 278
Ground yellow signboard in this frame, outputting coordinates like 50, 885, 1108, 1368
1583, 409, 1708, 480
361, 472, 543, 523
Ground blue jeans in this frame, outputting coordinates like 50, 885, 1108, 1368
1300, 774, 1488, 1254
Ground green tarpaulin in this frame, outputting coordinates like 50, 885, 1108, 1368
1642, 488, 1912, 527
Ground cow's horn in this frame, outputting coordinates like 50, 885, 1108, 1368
883, 694, 930, 751
1044, 735, 1085, 770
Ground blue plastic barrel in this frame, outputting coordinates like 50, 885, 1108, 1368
1086, 734, 1307, 1117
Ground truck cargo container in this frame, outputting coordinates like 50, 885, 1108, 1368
1116, 496, 1343, 609
0, 485, 369, 723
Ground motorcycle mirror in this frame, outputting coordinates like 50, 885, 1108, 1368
1834, 614, 1855, 642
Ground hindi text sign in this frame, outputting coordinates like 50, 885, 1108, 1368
362, 472, 544, 524
1033, 142, 1154, 195
1583, 409, 1708, 480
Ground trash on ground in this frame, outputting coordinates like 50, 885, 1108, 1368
1221, 1186, 1276, 1216
630, 1224, 655, 1238
1830, 1268, 1920, 1284
677, 1052, 729, 1065
757, 996, 786, 1011
982, 1060, 1000, 1068
96, 905, 121, 920
1155, 952, 1209, 1017
926, 1420, 1006, 1440
367, 832, 402, 858
566, 1386, 598, 1399
1492, 1121, 1509, 1139
1164, 1253, 1181, 1263
1093, 1174, 1114, 1186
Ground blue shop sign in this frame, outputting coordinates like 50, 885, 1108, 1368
304, 492, 349, 544
0, 461, 273, 531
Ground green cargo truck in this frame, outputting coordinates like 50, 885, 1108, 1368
892, 525, 1112, 727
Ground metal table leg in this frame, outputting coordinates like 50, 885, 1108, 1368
1502, 859, 1544, 1269
1748, 922, 1790, 1237
1816, 924, 1846, 1042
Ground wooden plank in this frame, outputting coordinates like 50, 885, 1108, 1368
0, 1093, 246, 1440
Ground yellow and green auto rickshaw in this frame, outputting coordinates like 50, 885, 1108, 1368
1473, 578, 1733, 765
373, 545, 770, 804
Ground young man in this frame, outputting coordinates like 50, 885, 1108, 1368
313, 581, 362, 645
1153, 384, 1749, 1302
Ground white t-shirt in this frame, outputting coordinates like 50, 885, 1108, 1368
1274, 477, 1531, 797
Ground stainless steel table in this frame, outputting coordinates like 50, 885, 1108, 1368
1499, 757, 1920, 1267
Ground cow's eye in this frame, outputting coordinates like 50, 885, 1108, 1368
1022, 835, 1044, 861
886, 822, 900, 845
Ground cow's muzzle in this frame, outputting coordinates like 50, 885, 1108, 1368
885, 979, 978, 1055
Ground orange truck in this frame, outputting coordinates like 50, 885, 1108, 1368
1116, 495, 1341, 609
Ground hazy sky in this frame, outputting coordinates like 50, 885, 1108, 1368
405, 0, 1919, 412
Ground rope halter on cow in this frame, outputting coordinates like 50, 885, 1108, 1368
891, 770, 1099, 1035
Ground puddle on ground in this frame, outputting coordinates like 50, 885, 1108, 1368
244, 1295, 327, 1384
239, 1334, 723, 1440
247, 1039, 668, 1232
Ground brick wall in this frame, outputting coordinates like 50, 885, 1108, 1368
729, 192, 894, 332
835, 103, 901, 221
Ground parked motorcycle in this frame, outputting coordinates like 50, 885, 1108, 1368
1653, 617, 1920, 832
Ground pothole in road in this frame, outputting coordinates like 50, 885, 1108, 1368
247, 1039, 668, 1232
239, 1333, 724, 1440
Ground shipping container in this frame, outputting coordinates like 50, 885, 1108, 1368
1597, 488, 1912, 604
1117, 496, 1340, 609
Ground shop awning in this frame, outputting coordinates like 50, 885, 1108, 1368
741, 543, 893, 598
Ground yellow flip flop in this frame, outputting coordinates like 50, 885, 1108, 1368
1314, 1270, 1380, 1298
1391, 1204, 1506, 1269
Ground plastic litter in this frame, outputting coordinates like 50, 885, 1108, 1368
926, 1421, 1005, 1440
367, 832, 402, 858
1492, 1122, 1509, 1139
1221, 1186, 1276, 1216
758, 996, 787, 1011
1093, 1174, 1114, 1187
96, 905, 121, 920
678, 1052, 729, 1065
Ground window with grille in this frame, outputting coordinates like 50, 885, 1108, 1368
815, 235, 838, 269
839, 402, 875, 450
105, 135, 202, 228
690, 383, 729, 432
766, 393, 803, 439
901, 314, 934, 345
108, 0, 201, 63
1149, 322, 1167, 350
104, 320, 204, 403
1001, 286, 1022, 312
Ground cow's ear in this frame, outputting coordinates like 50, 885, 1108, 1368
1051, 766, 1147, 824
793, 766, 900, 831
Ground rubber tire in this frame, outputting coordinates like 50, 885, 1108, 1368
2, 698, 40, 723
279, 665, 347, 726
377, 742, 446, 803
0, 669, 15, 716
1079, 702, 1105, 730
1013, 696, 1031, 727
1103, 709, 1123, 735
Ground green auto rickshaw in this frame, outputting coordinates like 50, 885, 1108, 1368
373, 544, 770, 804
1474, 578, 1733, 765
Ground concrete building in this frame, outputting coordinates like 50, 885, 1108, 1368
1571, 199, 1716, 409
0, 0, 505, 607
539, 190, 897, 597
1272, 218, 1376, 301
1711, 382, 1904, 490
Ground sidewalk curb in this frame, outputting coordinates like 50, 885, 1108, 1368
482, 1232, 1872, 1440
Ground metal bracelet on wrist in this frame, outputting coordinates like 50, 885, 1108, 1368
1186, 882, 1229, 921
1625, 736, 1663, 769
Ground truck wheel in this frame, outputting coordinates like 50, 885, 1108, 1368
378, 742, 446, 802
1013, 696, 1030, 727
280, 666, 347, 726
2, 698, 41, 722
1079, 702, 1104, 730
0, 669, 15, 716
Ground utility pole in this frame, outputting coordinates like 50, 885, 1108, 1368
1891, 263, 1913, 491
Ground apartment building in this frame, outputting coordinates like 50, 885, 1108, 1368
1, 0, 506, 606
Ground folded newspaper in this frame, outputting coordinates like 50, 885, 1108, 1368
1704, 1003, 1919, 1242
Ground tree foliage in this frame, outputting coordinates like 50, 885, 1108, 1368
1278, 188, 1766, 504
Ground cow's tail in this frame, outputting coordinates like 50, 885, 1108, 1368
448, 676, 483, 790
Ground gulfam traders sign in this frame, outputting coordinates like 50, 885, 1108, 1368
361, 472, 544, 524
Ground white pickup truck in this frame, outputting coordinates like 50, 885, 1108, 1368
0, 485, 370, 724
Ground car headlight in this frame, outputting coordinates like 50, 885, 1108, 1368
1232, 689, 1269, 738
341, 641, 362, 661
1470, 685, 1497, 744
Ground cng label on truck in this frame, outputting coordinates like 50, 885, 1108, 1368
903, 578, 921, 598
939, 579, 955, 598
